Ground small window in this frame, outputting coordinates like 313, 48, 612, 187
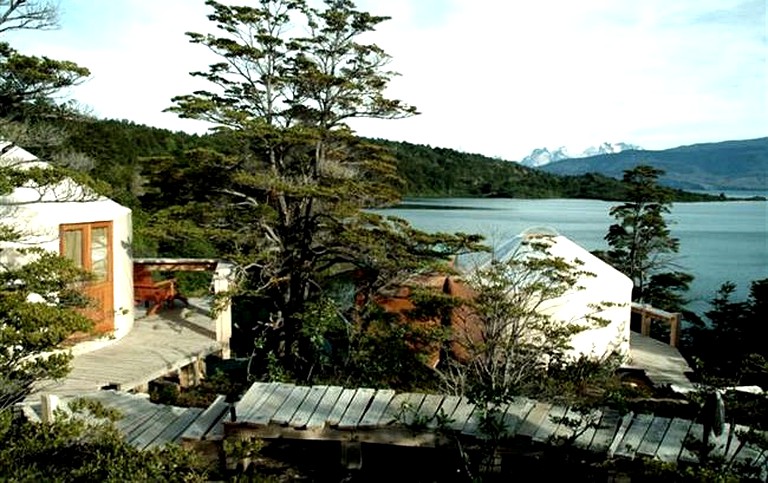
62, 229, 84, 268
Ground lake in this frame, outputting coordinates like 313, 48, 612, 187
380, 198, 768, 315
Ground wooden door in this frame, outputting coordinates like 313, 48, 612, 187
60, 221, 114, 333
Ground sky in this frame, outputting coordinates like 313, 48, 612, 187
4, 0, 766, 161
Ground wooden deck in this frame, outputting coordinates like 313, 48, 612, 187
626, 332, 694, 391
29, 299, 224, 399
226, 382, 766, 470
23, 390, 228, 450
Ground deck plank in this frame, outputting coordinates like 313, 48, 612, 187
729, 425, 767, 473
679, 423, 704, 463
627, 332, 694, 391
708, 423, 732, 459
131, 406, 187, 449
462, 405, 485, 436
205, 411, 227, 440
614, 413, 654, 459
725, 424, 746, 463
416, 394, 446, 429
572, 409, 602, 449
289, 386, 329, 429
553, 407, 592, 442
502, 398, 535, 437
238, 382, 279, 423
271, 386, 311, 426
588, 409, 621, 453
656, 418, 692, 463
376, 392, 411, 426
249, 383, 296, 426
358, 389, 396, 429
402, 393, 428, 426
338, 388, 377, 429
326, 388, 357, 427
181, 395, 228, 441
607, 412, 635, 458
435, 395, 462, 426
146, 408, 203, 449
112, 399, 157, 432
532, 405, 567, 443
122, 406, 165, 440
517, 402, 552, 439
447, 397, 476, 432
305, 386, 343, 430
29, 308, 223, 398
636, 416, 671, 458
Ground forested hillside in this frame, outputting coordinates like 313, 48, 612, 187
45, 118, 718, 204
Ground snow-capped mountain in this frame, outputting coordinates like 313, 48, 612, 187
520, 142, 641, 167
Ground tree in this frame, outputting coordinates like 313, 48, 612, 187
0, 0, 89, 118
0, 42, 90, 120
601, 165, 691, 308
0, 232, 93, 411
689, 279, 768, 388
434, 234, 625, 479
0, 0, 90, 170
0, 0, 58, 34
437, 234, 617, 406
159, 0, 480, 375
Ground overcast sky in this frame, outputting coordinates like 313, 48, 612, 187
5, 0, 766, 160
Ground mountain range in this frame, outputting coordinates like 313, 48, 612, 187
536, 138, 767, 192
520, 142, 641, 167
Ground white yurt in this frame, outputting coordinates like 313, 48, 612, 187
458, 227, 633, 362
0, 142, 134, 339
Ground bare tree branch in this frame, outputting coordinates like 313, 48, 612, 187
0, 0, 59, 34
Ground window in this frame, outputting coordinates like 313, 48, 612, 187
60, 222, 112, 282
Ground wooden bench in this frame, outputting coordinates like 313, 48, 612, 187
134, 267, 188, 315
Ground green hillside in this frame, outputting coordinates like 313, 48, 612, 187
39, 117, 720, 203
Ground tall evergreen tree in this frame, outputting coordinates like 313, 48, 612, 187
601, 165, 692, 309
159, 0, 481, 374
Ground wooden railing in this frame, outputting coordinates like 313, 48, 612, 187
631, 302, 681, 347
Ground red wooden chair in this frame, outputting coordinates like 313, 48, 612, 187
133, 266, 187, 316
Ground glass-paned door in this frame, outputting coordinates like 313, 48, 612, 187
60, 222, 114, 332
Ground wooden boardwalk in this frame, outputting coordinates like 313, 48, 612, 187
226, 382, 766, 470
30, 300, 223, 399
626, 332, 694, 391
23, 390, 228, 450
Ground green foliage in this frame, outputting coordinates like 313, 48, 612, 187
0, 245, 93, 410
439, 235, 613, 407
0, 41, 89, 119
284, 296, 445, 389
381, 138, 723, 201
155, 0, 481, 379
687, 279, 768, 388
0, 409, 209, 482
599, 165, 692, 309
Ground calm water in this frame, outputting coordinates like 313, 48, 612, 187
381, 198, 768, 315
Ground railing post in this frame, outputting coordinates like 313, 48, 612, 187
640, 310, 651, 337
212, 262, 233, 359
40, 393, 59, 423
669, 313, 681, 347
